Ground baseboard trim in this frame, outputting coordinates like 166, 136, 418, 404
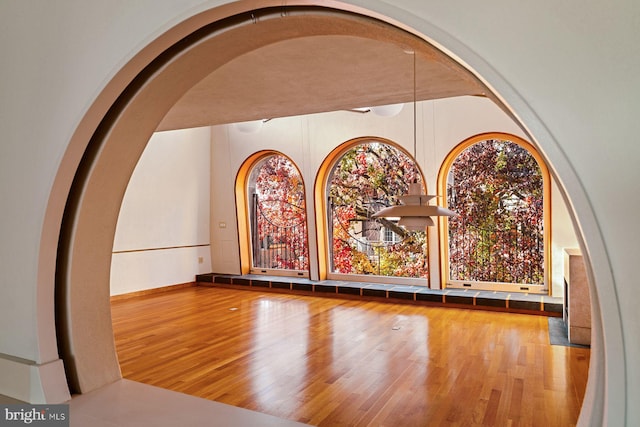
110, 282, 197, 302
0, 356, 70, 404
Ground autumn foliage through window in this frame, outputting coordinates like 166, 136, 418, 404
327, 142, 428, 279
249, 155, 308, 272
447, 139, 544, 285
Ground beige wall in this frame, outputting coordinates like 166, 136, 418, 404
111, 127, 212, 296
0, 1, 637, 425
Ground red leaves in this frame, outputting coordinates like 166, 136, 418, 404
252, 155, 309, 271
328, 142, 428, 278
447, 140, 544, 284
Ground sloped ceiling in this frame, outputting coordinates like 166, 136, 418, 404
157, 8, 489, 131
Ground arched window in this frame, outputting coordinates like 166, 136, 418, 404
324, 140, 429, 283
244, 153, 309, 276
440, 134, 550, 291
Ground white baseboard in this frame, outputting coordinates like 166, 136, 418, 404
0, 355, 70, 403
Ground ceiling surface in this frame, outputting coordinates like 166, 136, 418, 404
157, 8, 489, 131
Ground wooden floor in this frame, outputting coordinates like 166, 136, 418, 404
111, 286, 590, 426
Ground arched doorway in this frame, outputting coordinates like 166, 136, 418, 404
45, 2, 620, 424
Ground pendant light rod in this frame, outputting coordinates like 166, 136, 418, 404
372, 47, 455, 230
412, 49, 417, 162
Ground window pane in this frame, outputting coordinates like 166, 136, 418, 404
327, 142, 428, 279
248, 155, 308, 271
447, 140, 544, 284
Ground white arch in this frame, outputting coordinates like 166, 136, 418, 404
37, 2, 621, 425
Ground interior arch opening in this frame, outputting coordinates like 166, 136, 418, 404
51, 3, 616, 424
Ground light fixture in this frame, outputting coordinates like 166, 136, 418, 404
374, 182, 454, 231
346, 107, 371, 114
372, 49, 455, 231
234, 119, 265, 133
370, 103, 404, 117
346, 103, 404, 117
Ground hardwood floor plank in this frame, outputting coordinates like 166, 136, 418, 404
111, 286, 589, 426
